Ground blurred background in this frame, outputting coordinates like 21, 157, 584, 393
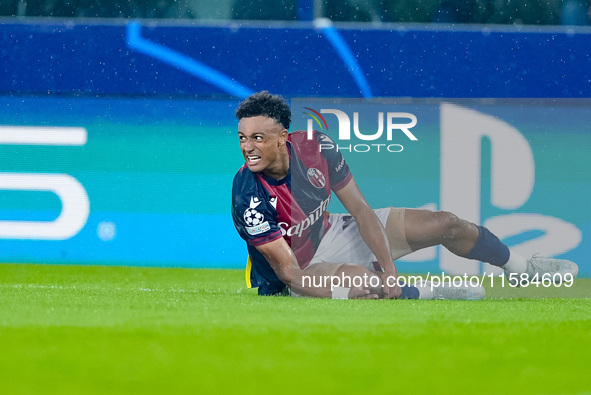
1, 0, 590, 25
0, 1, 589, 276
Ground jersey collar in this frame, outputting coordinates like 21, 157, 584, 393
259, 141, 291, 186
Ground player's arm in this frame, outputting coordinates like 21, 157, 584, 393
255, 238, 374, 299
334, 177, 401, 299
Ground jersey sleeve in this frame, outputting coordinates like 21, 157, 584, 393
317, 133, 352, 191
231, 173, 283, 247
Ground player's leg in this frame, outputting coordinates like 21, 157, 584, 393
304, 210, 484, 299
391, 208, 578, 284
394, 209, 480, 258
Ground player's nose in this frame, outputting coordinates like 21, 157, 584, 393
244, 138, 255, 152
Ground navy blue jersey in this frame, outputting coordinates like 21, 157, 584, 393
231, 130, 352, 295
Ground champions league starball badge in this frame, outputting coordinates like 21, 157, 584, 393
244, 196, 271, 235
244, 207, 264, 227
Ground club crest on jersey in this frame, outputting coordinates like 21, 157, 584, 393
307, 168, 326, 189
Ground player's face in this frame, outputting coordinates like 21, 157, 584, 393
238, 116, 288, 178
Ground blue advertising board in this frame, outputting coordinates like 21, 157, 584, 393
1, 96, 589, 276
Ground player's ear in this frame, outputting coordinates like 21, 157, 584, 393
278, 129, 288, 146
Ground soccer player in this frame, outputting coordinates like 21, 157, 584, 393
231, 91, 578, 299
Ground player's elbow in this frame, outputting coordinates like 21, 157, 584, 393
275, 267, 292, 286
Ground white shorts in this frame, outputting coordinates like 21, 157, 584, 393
305, 207, 412, 275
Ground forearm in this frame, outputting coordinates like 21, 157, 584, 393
356, 213, 397, 276
256, 238, 335, 298
283, 261, 373, 299
334, 179, 397, 276
287, 269, 334, 298
281, 253, 334, 298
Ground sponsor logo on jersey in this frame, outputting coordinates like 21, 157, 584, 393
279, 195, 331, 237
307, 168, 326, 189
334, 157, 345, 173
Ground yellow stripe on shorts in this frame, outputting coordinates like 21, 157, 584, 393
245, 256, 252, 288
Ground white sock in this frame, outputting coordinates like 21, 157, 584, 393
503, 251, 528, 273
414, 282, 434, 299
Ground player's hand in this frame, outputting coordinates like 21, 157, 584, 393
381, 272, 402, 299
348, 287, 379, 299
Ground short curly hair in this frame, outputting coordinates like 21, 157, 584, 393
235, 91, 291, 130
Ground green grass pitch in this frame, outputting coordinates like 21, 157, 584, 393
1, 263, 589, 394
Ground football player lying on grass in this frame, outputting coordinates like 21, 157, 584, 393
231, 91, 578, 299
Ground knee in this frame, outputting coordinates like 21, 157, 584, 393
436, 211, 467, 240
